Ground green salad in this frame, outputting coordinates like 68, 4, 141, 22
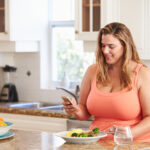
71, 128, 100, 137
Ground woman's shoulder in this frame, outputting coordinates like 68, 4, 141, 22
84, 64, 97, 80
86, 64, 97, 74
139, 65, 150, 80
130, 61, 149, 76
138, 64, 150, 86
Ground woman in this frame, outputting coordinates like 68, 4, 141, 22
63, 22, 150, 142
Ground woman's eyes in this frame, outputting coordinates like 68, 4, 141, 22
101, 45, 115, 49
109, 46, 115, 49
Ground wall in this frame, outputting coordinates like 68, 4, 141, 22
0, 0, 70, 104
0, 52, 73, 104
142, 60, 150, 67
0, 52, 150, 104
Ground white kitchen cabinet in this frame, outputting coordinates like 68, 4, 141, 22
0, 113, 67, 132
75, 0, 118, 41
102, 0, 150, 59
0, 0, 43, 52
75, 0, 150, 59
75, 0, 101, 41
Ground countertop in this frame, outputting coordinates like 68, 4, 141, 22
0, 102, 75, 119
1, 129, 150, 150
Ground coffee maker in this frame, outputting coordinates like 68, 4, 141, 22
0, 65, 18, 102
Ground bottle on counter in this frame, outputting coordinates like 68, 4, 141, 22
61, 72, 70, 89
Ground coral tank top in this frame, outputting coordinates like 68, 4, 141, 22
87, 64, 150, 142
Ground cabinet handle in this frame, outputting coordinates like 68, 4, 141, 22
75, 30, 79, 34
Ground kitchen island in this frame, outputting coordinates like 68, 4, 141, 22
1, 129, 150, 150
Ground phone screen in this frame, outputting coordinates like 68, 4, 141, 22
62, 96, 73, 105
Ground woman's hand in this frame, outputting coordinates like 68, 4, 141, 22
62, 97, 79, 115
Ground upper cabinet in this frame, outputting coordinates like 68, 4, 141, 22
101, 0, 150, 59
0, 0, 5, 34
75, 0, 150, 59
0, 0, 43, 52
75, 0, 101, 41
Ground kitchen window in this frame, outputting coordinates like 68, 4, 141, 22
49, 0, 95, 88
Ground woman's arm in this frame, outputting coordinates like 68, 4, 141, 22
131, 67, 150, 138
63, 64, 96, 120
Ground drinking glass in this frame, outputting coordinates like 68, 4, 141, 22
114, 126, 133, 145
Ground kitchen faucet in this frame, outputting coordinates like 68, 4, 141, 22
56, 85, 80, 103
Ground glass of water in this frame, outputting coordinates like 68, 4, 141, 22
114, 126, 133, 145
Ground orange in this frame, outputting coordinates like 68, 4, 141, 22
0, 117, 4, 121
0, 121, 7, 126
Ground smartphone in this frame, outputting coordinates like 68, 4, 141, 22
61, 96, 73, 105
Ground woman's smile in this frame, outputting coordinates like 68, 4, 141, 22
105, 55, 113, 62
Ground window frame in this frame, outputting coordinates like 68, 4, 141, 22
49, 18, 75, 88
48, 0, 92, 89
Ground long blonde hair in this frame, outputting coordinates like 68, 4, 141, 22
96, 22, 144, 88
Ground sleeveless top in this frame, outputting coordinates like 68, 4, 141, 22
87, 64, 150, 142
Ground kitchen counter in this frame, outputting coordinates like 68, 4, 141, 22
1, 129, 150, 150
0, 102, 93, 132
0, 102, 75, 119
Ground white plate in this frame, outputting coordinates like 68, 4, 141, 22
0, 131, 14, 140
55, 131, 107, 144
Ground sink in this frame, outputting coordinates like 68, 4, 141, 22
39, 105, 63, 110
6, 102, 63, 110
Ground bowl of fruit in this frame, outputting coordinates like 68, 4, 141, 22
0, 117, 13, 136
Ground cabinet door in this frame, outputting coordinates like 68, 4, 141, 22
140, 0, 150, 59
75, 0, 101, 41
0, 113, 67, 132
119, 0, 145, 59
0, 0, 43, 52
0, 0, 5, 32
94, 0, 150, 59
101, 0, 145, 58
0, 0, 43, 42
117, 0, 150, 59
0, 0, 9, 40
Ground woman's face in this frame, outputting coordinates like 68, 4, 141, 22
101, 34, 124, 65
